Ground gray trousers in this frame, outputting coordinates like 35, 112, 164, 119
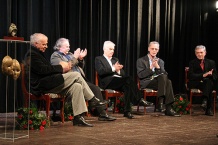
45, 72, 94, 116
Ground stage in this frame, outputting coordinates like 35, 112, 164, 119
0, 105, 218, 145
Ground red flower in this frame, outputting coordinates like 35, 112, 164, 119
179, 97, 183, 101
39, 125, 44, 130
175, 102, 178, 104
18, 114, 23, 119
41, 120, 47, 126
30, 127, 34, 130
179, 106, 182, 108
29, 110, 33, 114
23, 124, 27, 129
117, 100, 120, 104
29, 120, 33, 124
68, 115, 73, 121
180, 111, 183, 115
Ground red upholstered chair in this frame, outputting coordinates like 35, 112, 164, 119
137, 77, 158, 114
185, 67, 216, 116
95, 71, 124, 113
21, 63, 65, 123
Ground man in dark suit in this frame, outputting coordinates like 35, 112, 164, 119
50, 38, 116, 121
25, 33, 106, 127
95, 41, 153, 119
188, 45, 217, 116
136, 41, 181, 117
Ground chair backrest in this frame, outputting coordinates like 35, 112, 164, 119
185, 67, 189, 90
95, 71, 99, 86
21, 63, 32, 97
136, 77, 141, 89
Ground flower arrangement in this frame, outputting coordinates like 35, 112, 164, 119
172, 94, 191, 115
64, 102, 74, 121
16, 107, 49, 130
116, 97, 125, 113
116, 97, 132, 113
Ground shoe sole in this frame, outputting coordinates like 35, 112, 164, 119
98, 118, 116, 121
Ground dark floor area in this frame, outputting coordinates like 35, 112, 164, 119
0, 105, 218, 145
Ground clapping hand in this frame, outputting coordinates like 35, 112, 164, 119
150, 58, 160, 69
79, 48, 87, 60
74, 48, 81, 59
203, 69, 213, 77
59, 61, 72, 73
113, 61, 123, 71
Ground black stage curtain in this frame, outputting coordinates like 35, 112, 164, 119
0, 0, 218, 112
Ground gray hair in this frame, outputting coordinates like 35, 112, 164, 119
148, 41, 160, 48
53, 38, 69, 50
30, 33, 47, 46
195, 45, 206, 52
103, 41, 115, 50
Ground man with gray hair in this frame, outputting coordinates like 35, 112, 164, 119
188, 45, 218, 116
25, 33, 106, 127
137, 41, 180, 117
95, 41, 153, 119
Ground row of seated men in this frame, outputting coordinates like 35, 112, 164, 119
24, 33, 217, 127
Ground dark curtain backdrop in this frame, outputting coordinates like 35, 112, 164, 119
0, 0, 218, 112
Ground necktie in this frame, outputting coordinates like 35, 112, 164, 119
200, 60, 204, 70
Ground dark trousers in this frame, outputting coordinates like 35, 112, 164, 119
188, 78, 214, 108
106, 76, 142, 112
146, 74, 174, 105
87, 81, 106, 114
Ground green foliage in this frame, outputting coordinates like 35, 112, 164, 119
16, 105, 49, 130
64, 102, 74, 121
116, 96, 132, 113
172, 95, 191, 115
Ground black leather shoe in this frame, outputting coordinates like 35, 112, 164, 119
165, 108, 181, 117
89, 97, 107, 108
200, 99, 207, 111
138, 98, 153, 106
98, 114, 116, 121
156, 103, 166, 112
73, 116, 93, 127
205, 109, 214, 116
123, 112, 134, 119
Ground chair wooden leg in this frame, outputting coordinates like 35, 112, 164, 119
190, 94, 193, 116
213, 93, 216, 117
144, 96, 147, 114
60, 100, 65, 123
46, 98, 51, 120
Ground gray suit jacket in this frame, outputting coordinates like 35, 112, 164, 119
136, 55, 167, 89
50, 51, 86, 77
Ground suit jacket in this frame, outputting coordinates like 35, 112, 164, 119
136, 55, 167, 88
24, 46, 64, 96
95, 55, 125, 89
188, 58, 217, 84
50, 51, 86, 78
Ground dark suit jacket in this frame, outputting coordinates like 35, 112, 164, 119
95, 55, 125, 89
136, 55, 167, 88
188, 58, 218, 87
25, 46, 64, 96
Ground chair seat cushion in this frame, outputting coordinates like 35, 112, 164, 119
105, 89, 122, 93
190, 89, 201, 93
142, 88, 157, 92
190, 89, 216, 93
47, 93, 63, 98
